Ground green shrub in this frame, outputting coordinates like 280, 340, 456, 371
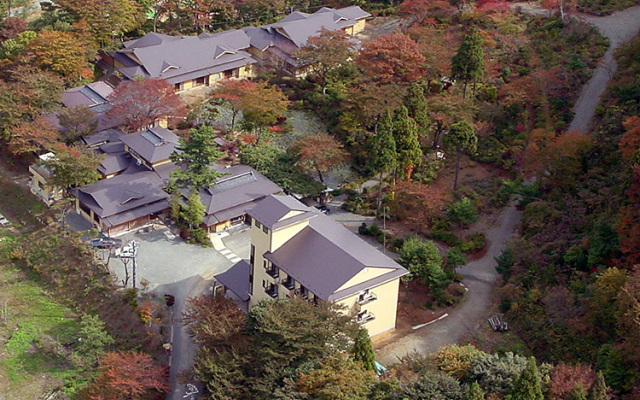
460, 233, 486, 253
423, 231, 463, 247
190, 227, 212, 247
447, 197, 478, 226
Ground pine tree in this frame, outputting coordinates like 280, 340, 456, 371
370, 108, 397, 217
567, 384, 588, 400
443, 120, 477, 190
405, 83, 431, 144
393, 105, 422, 180
465, 381, 485, 400
183, 190, 206, 230
351, 328, 376, 371
171, 125, 226, 190
451, 25, 485, 99
588, 372, 609, 400
511, 357, 544, 400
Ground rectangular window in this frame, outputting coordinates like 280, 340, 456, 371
250, 244, 255, 267
262, 225, 269, 234
255, 220, 262, 229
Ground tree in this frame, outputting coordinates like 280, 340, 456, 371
588, 372, 609, 400
182, 294, 246, 349
467, 352, 528, 396
297, 354, 377, 400
161, 0, 237, 33
446, 246, 466, 270
211, 79, 257, 131
394, 105, 422, 180
615, 266, 640, 363
548, 363, 596, 400
389, 181, 448, 232
106, 78, 186, 133
170, 125, 226, 190
447, 197, 478, 225
7, 117, 59, 156
239, 81, 288, 143
0, 17, 27, 41
616, 167, 640, 265
567, 385, 588, 400
73, 314, 115, 367
369, 108, 397, 216
405, 83, 431, 143
541, 0, 577, 21
511, 357, 544, 400
290, 133, 348, 183
400, 370, 464, 400
351, 328, 376, 371
182, 190, 205, 230
27, 30, 88, 79
466, 382, 486, 400
619, 115, 640, 165
57, 0, 142, 45
443, 120, 477, 190
295, 29, 356, 95
80, 351, 168, 400
58, 105, 98, 142
399, 236, 448, 288
451, 26, 485, 99
357, 33, 426, 84
42, 145, 103, 189
432, 344, 485, 379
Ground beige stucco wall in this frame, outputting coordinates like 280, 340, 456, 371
248, 46, 267, 60
336, 278, 400, 337
337, 267, 394, 292
352, 19, 366, 34
29, 166, 63, 205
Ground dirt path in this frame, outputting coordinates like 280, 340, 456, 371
510, 3, 640, 134
568, 6, 640, 133
376, 197, 521, 365
377, 4, 640, 366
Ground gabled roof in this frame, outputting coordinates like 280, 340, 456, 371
62, 81, 113, 108
119, 127, 179, 165
71, 168, 168, 220
256, 195, 408, 302
114, 29, 256, 84
197, 164, 282, 226
247, 194, 315, 230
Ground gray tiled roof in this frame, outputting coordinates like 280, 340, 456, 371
62, 82, 113, 108
247, 194, 314, 230
71, 169, 168, 220
198, 164, 282, 226
119, 127, 179, 165
256, 195, 407, 302
114, 29, 257, 84
214, 260, 250, 301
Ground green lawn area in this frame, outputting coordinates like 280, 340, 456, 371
0, 233, 84, 399
0, 175, 47, 231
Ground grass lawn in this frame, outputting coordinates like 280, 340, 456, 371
0, 233, 85, 398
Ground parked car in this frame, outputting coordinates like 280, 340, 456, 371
89, 237, 122, 249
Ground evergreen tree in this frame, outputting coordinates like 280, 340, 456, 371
443, 120, 477, 190
171, 125, 226, 190
183, 190, 206, 230
588, 372, 609, 400
351, 328, 376, 371
567, 385, 588, 400
393, 105, 422, 180
511, 357, 544, 400
405, 83, 431, 144
369, 108, 397, 217
451, 25, 485, 99
465, 382, 485, 400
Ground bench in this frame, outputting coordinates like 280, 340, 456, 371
488, 314, 509, 331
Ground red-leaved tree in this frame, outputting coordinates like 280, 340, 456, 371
107, 78, 186, 133
357, 33, 426, 85
80, 351, 168, 400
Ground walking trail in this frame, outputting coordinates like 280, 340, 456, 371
376, 5, 640, 365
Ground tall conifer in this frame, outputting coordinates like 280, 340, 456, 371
393, 105, 422, 180
451, 25, 485, 99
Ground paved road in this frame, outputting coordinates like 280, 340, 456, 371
376, 197, 522, 365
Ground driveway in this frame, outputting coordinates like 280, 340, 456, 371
105, 224, 251, 400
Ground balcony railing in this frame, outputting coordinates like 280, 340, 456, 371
266, 267, 279, 279
357, 292, 377, 305
356, 311, 376, 324
283, 277, 295, 290
266, 285, 278, 298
